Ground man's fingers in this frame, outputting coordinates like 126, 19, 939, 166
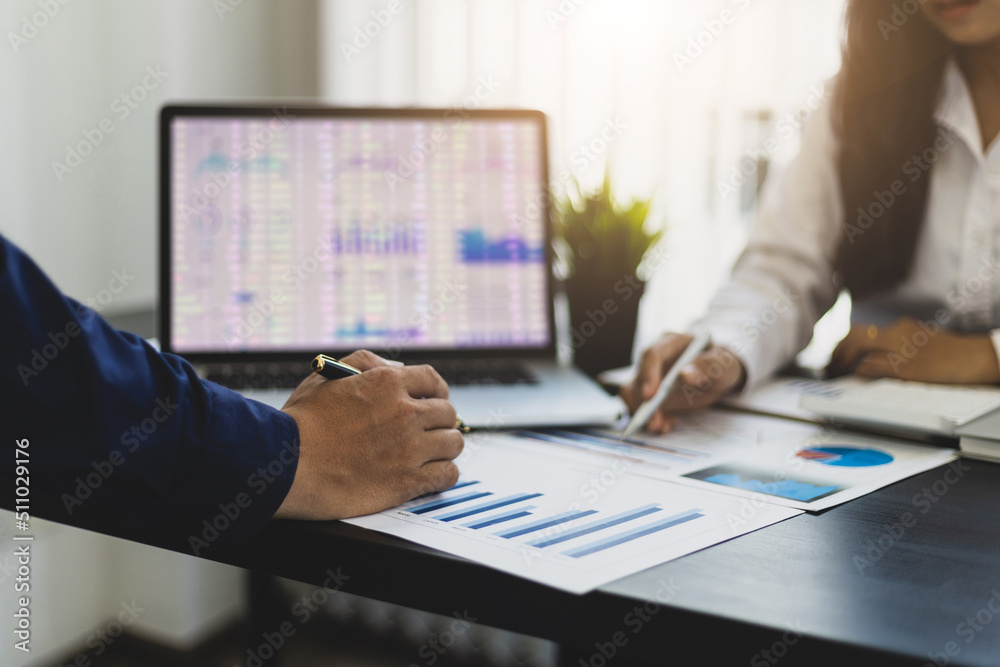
341, 349, 402, 371
414, 397, 460, 431
400, 364, 450, 399
415, 460, 461, 496
412, 428, 465, 464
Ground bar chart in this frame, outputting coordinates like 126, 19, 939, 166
346, 432, 801, 593
406, 483, 706, 559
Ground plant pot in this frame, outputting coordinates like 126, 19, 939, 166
564, 274, 645, 377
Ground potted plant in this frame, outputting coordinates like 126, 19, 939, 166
554, 174, 663, 377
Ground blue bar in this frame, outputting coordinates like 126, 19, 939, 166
515, 430, 697, 465
411, 480, 479, 501
464, 507, 536, 530
563, 509, 704, 558
408, 491, 491, 515
495, 509, 598, 539
528, 504, 662, 549
442, 480, 479, 493
434, 493, 543, 522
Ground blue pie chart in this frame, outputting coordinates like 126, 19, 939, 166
796, 446, 894, 467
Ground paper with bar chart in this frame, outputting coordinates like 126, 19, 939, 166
344, 432, 801, 594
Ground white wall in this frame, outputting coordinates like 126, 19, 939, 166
0, 0, 319, 314
1, 2, 319, 663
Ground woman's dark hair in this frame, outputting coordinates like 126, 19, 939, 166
833, 0, 954, 298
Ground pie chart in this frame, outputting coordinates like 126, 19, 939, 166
795, 446, 894, 467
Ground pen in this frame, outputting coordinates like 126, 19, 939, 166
620, 331, 712, 440
311, 354, 471, 433
312, 353, 363, 380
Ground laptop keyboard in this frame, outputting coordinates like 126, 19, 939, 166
204, 359, 539, 389
428, 359, 539, 386
204, 363, 308, 390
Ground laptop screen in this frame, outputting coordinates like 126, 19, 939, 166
163, 108, 552, 356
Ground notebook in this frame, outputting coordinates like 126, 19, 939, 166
158, 104, 622, 428
956, 411, 1000, 462
798, 377, 1000, 437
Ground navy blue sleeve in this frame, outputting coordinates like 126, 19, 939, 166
0, 236, 299, 554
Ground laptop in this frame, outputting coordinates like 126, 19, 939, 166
158, 104, 623, 428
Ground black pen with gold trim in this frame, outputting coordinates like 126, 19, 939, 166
311, 354, 471, 433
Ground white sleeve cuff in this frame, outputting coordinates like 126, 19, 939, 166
990, 329, 1000, 376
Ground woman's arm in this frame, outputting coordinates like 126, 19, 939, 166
693, 91, 844, 390
622, 91, 845, 432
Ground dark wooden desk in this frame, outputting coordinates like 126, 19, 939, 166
89, 314, 1000, 665
54, 457, 999, 667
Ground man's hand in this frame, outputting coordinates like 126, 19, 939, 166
619, 333, 746, 435
827, 317, 1000, 385
275, 350, 464, 520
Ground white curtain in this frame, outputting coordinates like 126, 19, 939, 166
318, 0, 847, 351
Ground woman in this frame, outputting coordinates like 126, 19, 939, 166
621, 0, 1000, 433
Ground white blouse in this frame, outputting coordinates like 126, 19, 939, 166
693, 59, 1000, 390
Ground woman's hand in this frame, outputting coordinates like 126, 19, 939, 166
827, 317, 1000, 385
619, 333, 747, 435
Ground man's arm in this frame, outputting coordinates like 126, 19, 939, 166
0, 236, 462, 553
0, 236, 302, 551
